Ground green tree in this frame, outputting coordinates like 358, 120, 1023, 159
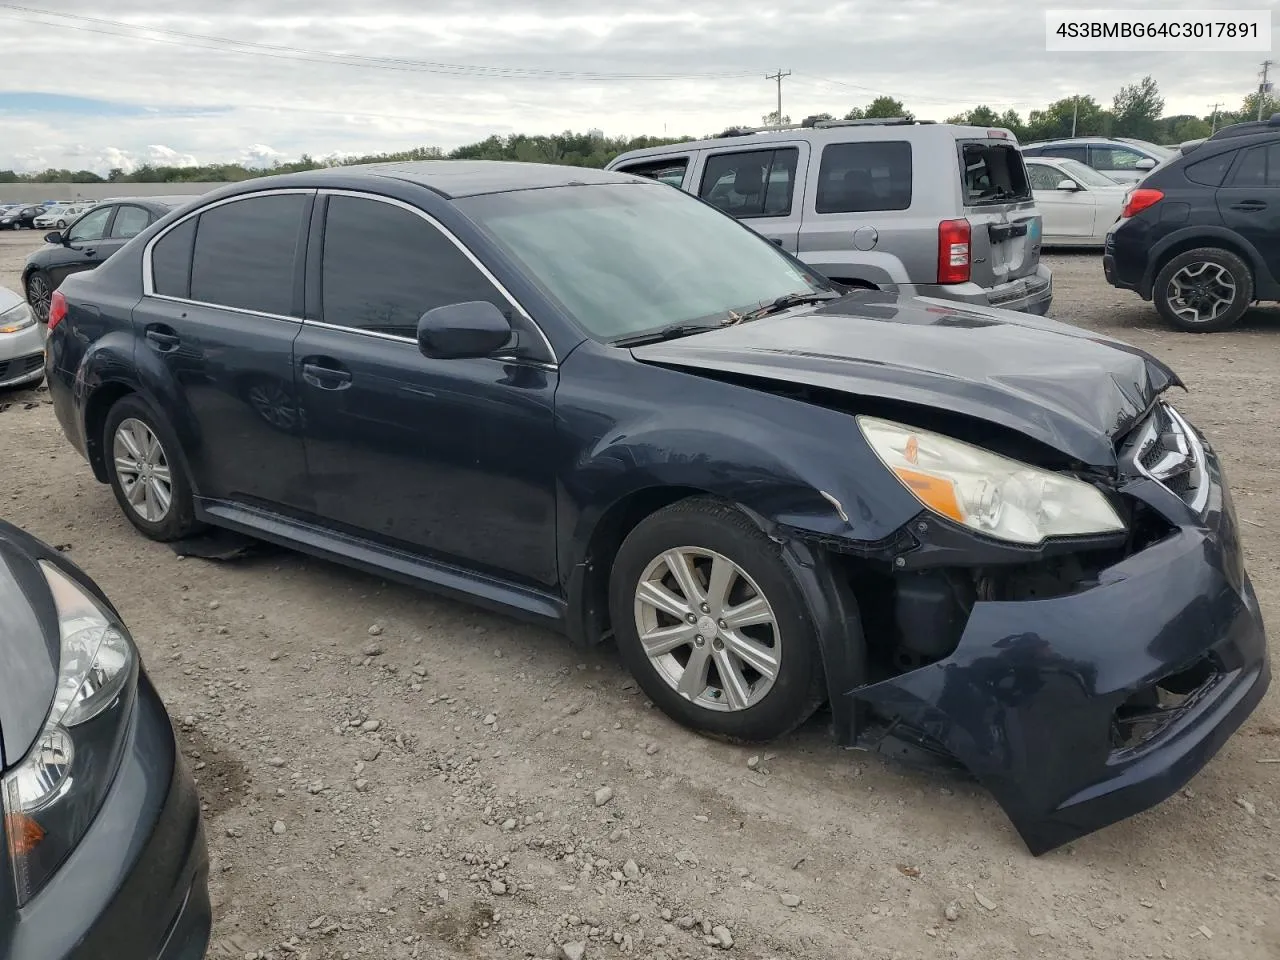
1239, 90, 1280, 122
761, 110, 791, 127
1111, 75, 1164, 140
1025, 96, 1109, 141
946, 105, 1001, 126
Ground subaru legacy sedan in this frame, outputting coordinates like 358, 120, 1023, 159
43, 161, 1268, 855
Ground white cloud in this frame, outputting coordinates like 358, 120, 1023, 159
0, 0, 1270, 172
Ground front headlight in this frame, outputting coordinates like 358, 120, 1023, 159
2, 562, 137, 905
0, 301, 34, 335
857, 415, 1126, 545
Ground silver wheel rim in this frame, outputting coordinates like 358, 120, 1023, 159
1167, 262, 1237, 325
26, 274, 50, 322
633, 547, 780, 712
113, 418, 173, 523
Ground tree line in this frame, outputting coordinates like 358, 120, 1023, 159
2, 75, 1271, 184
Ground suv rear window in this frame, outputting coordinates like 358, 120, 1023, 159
1185, 150, 1236, 187
959, 141, 1032, 205
815, 141, 911, 213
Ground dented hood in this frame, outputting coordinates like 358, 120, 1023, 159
630, 291, 1182, 467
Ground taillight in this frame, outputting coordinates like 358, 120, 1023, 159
47, 290, 67, 331
1122, 188, 1164, 219
937, 219, 971, 284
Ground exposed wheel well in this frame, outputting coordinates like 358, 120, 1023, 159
574, 486, 711, 645
84, 383, 136, 482
1148, 237, 1258, 297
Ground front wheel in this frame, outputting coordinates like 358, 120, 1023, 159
1153, 247, 1253, 333
103, 395, 204, 541
608, 497, 826, 742
25, 270, 52, 323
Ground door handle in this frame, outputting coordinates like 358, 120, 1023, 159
1230, 201, 1267, 212
144, 327, 180, 351
301, 361, 352, 390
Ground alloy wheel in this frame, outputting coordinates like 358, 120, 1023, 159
113, 418, 173, 523
632, 547, 780, 712
26, 274, 51, 323
1167, 262, 1237, 326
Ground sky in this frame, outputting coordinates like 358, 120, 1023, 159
0, 0, 1273, 176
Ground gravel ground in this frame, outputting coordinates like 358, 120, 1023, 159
1, 232, 1278, 960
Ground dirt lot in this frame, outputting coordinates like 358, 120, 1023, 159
1, 232, 1277, 959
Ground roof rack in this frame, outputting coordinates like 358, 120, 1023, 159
1206, 112, 1280, 141
714, 116, 936, 137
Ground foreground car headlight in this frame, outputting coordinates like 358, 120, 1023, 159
857, 416, 1125, 545
3, 562, 137, 904
0, 301, 34, 334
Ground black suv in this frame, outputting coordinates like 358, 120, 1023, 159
1104, 114, 1280, 332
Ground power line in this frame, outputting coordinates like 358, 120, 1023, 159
791, 73, 1036, 108
765, 69, 791, 124
0, 4, 757, 82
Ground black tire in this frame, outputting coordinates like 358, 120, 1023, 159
1153, 247, 1253, 333
25, 270, 53, 323
608, 497, 826, 742
102, 394, 203, 542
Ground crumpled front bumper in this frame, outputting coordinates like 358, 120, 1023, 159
850, 445, 1270, 855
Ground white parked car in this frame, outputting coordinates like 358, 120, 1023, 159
33, 203, 95, 230
1024, 157, 1129, 248
0, 286, 44, 389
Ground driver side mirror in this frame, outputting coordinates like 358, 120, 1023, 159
1056, 179, 1081, 191
44, 231, 63, 244
1134, 157, 1156, 170
417, 301, 513, 360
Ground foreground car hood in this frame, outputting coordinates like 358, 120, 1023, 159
0, 285, 22, 313
631, 292, 1181, 466
0, 524, 61, 768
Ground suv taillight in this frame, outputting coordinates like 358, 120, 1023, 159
1122, 188, 1164, 219
47, 290, 67, 331
937, 219, 971, 284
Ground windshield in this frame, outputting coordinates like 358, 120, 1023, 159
1054, 159, 1121, 188
456, 183, 831, 341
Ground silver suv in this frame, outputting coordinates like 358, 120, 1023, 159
606, 118, 1052, 315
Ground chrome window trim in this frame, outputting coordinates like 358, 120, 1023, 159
139, 185, 558, 368
314, 189, 557, 366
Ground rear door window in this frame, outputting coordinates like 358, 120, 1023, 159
959, 141, 1032, 205
1026, 163, 1061, 191
1227, 143, 1280, 187
1042, 145, 1087, 162
616, 157, 689, 187
698, 148, 799, 218
1090, 145, 1149, 173
109, 204, 151, 240
815, 141, 911, 213
189, 193, 307, 316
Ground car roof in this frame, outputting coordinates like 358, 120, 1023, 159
224, 161, 638, 200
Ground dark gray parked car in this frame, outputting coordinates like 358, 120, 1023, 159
0, 520, 210, 959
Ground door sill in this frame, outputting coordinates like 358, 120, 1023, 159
194, 498, 566, 629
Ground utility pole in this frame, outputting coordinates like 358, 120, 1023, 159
765, 68, 791, 126
1258, 60, 1274, 120
1209, 102, 1221, 133
1071, 95, 1079, 137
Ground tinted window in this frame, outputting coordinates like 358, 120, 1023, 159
109, 205, 151, 239
1185, 150, 1237, 187
1227, 144, 1280, 187
698, 148, 798, 218
320, 196, 511, 339
190, 194, 306, 316
816, 141, 911, 213
1091, 145, 1148, 170
1043, 145, 1087, 162
151, 216, 197, 298
617, 158, 688, 187
1026, 163, 1061, 191
67, 206, 112, 243
959, 142, 1032, 204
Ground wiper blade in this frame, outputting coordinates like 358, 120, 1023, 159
612, 322, 726, 347
735, 291, 842, 323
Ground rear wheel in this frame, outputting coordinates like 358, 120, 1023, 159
103, 395, 203, 541
608, 497, 826, 742
1153, 247, 1252, 333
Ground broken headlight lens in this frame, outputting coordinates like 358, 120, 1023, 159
2, 561, 138, 905
857, 416, 1126, 545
